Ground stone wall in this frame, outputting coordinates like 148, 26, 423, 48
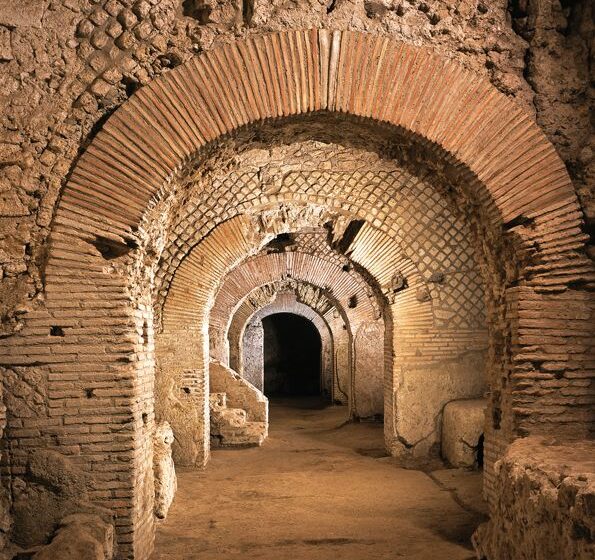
473, 436, 595, 560
10, 448, 115, 551
0, 385, 8, 553
241, 321, 264, 390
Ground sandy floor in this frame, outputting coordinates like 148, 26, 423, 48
152, 399, 486, 560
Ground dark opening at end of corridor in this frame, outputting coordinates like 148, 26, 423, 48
263, 313, 322, 398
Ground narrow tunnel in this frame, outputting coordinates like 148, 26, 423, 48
262, 313, 322, 398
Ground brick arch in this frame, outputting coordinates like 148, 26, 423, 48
152, 146, 484, 325
251, 299, 332, 347
159, 238, 378, 429
239, 295, 335, 397
230, 286, 336, 374
242, 292, 335, 350
155, 211, 386, 462
208, 248, 380, 364
225, 279, 352, 407
162, 236, 378, 347
56, 28, 577, 241
228, 281, 339, 348
7, 28, 589, 560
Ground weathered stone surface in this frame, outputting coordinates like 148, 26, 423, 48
442, 398, 486, 468
28, 449, 86, 497
0, 385, 9, 553
0, 27, 11, 61
11, 449, 109, 548
242, 321, 264, 391
154, 366, 208, 467
32, 513, 114, 560
473, 437, 595, 560
0, 1, 591, 557
392, 351, 487, 458
153, 422, 177, 520
354, 320, 384, 418
215, 421, 268, 447
0, 0, 48, 28
212, 406, 246, 430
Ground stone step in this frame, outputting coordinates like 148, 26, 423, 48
209, 392, 227, 409
211, 407, 247, 430
209, 385, 267, 449
212, 421, 267, 448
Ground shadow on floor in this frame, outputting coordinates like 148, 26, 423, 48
268, 396, 335, 410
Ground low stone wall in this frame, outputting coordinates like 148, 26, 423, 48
473, 436, 595, 560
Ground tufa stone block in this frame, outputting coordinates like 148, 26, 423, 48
442, 398, 486, 467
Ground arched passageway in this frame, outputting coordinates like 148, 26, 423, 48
262, 313, 323, 398
0, 27, 591, 560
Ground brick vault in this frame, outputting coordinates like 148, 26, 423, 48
0, 21, 593, 560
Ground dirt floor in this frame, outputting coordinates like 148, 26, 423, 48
152, 398, 487, 560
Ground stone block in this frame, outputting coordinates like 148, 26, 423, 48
0, 27, 11, 61
211, 407, 246, 430
153, 422, 177, 520
11, 449, 110, 548
473, 437, 595, 560
0, 0, 47, 28
28, 449, 86, 497
393, 351, 486, 458
442, 398, 486, 467
32, 513, 114, 560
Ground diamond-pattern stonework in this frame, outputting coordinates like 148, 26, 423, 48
155, 154, 485, 332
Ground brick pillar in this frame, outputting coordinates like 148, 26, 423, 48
242, 321, 264, 391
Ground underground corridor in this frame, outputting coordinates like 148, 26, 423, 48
0, 18, 593, 560
152, 399, 486, 560
262, 313, 323, 399
155, 303, 487, 559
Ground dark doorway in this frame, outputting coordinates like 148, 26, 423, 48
262, 313, 322, 397
476, 434, 484, 468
